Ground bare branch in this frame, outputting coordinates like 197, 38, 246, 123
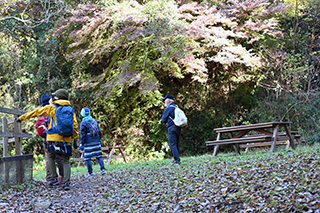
0, 0, 69, 28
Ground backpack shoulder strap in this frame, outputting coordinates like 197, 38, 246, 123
45, 115, 51, 127
51, 103, 60, 127
169, 105, 177, 109
168, 105, 177, 120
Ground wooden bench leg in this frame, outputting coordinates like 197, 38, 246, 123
78, 152, 84, 167
270, 125, 279, 152
244, 143, 249, 153
119, 148, 128, 163
284, 125, 296, 150
213, 145, 219, 156
228, 133, 240, 155
285, 140, 290, 149
233, 144, 240, 155
107, 148, 114, 165
213, 133, 221, 156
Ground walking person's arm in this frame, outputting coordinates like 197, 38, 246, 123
73, 113, 79, 142
80, 121, 87, 148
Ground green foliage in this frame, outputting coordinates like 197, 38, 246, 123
247, 91, 320, 144
253, 0, 320, 147
22, 136, 44, 155
0, 0, 74, 109
33, 153, 45, 164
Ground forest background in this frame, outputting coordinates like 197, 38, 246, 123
0, 0, 319, 160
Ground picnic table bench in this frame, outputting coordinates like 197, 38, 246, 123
239, 131, 302, 153
205, 122, 297, 156
72, 146, 128, 166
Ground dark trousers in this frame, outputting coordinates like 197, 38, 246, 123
48, 152, 71, 184
168, 126, 181, 163
86, 157, 105, 174
47, 140, 72, 184
44, 143, 63, 181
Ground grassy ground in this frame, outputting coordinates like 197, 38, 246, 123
1, 144, 320, 212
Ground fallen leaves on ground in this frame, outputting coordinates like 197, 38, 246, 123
1, 147, 320, 212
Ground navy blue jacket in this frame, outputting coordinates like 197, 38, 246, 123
162, 103, 178, 129
80, 119, 102, 145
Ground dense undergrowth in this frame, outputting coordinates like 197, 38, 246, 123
1, 144, 319, 212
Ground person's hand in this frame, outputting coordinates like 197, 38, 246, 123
16, 117, 21, 123
73, 140, 78, 149
79, 145, 84, 150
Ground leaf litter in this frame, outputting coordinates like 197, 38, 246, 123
0, 146, 320, 212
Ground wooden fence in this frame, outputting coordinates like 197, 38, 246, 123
0, 107, 32, 156
0, 107, 32, 183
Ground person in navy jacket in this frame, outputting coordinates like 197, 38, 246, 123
161, 94, 182, 165
80, 107, 106, 177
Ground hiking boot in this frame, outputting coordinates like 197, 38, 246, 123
101, 169, 106, 175
87, 173, 94, 178
172, 160, 181, 165
48, 179, 59, 187
63, 182, 70, 191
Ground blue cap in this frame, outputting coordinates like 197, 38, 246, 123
162, 94, 175, 101
41, 94, 50, 106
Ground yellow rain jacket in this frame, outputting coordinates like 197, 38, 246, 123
19, 100, 79, 143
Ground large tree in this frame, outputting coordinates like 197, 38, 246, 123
50, 0, 289, 157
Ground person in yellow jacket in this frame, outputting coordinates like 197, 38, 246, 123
17, 89, 79, 191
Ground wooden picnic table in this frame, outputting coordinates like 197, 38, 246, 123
72, 146, 128, 166
102, 146, 128, 165
205, 122, 297, 156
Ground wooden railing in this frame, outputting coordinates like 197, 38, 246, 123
0, 107, 32, 157
0, 107, 33, 183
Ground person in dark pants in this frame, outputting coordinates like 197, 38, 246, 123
161, 94, 182, 165
40, 94, 64, 184
79, 107, 106, 177
17, 89, 79, 191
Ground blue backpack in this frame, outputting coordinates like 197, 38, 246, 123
47, 104, 75, 136
47, 104, 75, 153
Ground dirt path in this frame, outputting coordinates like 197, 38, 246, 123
1, 175, 111, 212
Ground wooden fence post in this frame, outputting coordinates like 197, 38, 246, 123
2, 117, 8, 157
14, 114, 22, 183
14, 114, 22, 156
2, 117, 9, 183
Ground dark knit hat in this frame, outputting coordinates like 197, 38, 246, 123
41, 94, 50, 106
52, 89, 69, 100
161, 94, 175, 101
